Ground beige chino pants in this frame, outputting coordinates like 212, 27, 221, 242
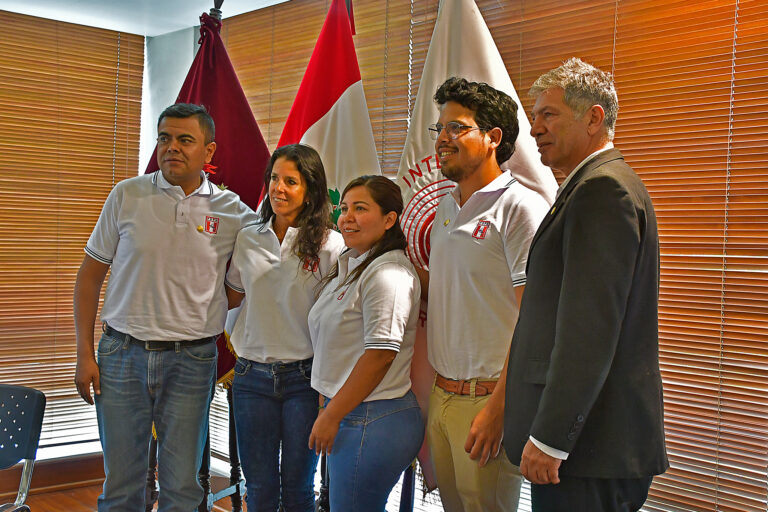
427, 384, 522, 512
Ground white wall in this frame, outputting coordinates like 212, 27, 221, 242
139, 27, 199, 174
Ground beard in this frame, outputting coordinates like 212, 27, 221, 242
440, 157, 484, 184
440, 163, 467, 182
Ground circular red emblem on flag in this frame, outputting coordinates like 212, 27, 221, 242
400, 178, 453, 269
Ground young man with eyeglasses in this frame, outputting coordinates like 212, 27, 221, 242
419, 77, 550, 511
74, 104, 257, 511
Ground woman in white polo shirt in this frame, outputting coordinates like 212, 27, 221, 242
225, 144, 344, 512
308, 175, 424, 510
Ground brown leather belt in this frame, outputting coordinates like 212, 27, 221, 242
435, 374, 497, 397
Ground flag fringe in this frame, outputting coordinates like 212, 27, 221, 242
216, 329, 239, 388
216, 368, 235, 388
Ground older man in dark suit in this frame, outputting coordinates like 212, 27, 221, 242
504, 58, 668, 511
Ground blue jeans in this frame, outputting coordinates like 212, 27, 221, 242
327, 390, 424, 511
232, 357, 319, 512
94, 332, 216, 512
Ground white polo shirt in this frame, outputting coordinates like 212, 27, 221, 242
85, 171, 257, 340
427, 171, 550, 380
308, 249, 421, 402
225, 221, 345, 363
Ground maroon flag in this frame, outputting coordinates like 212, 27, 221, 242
145, 12, 269, 211
145, 12, 270, 383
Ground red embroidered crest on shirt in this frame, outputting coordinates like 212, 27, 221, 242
472, 220, 491, 239
303, 257, 319, 273
205, 216, 219, 234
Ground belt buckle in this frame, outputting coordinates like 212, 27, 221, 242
144, 340, 163, 351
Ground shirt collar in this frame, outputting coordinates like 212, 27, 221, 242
153, 170, 214, 196
337, 248, 370, 279
556, 143, 614, 200
258, 217, 299, 239
449, 170, 516, 204
256, 221, 271, 233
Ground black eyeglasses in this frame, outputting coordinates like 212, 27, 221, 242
428, 121, 487, 140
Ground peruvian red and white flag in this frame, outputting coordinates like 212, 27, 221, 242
397, 0, 557, 270
398, 0, 558, 491
278, 0, 380, 221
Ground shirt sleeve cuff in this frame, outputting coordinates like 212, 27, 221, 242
363, 338, 401, 352
224, 278, 244, 294
530, 436, 569, 460
84, 246, 112, 265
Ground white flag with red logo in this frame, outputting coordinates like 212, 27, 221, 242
278, 0, 380, 223
398, 0, 558, 491
397, 0, 557, 270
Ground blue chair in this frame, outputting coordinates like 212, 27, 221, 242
0, 385, 46, 512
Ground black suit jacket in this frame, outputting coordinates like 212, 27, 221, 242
504, 148, 668, 478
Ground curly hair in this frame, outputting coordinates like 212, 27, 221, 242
433, 77, 519, 164
319, 175, 407, 292
257, 144, 333, 263
529, 57, 618, 139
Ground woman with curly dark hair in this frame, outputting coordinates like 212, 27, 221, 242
308, 175, 424, 510
225, 144, 344, 512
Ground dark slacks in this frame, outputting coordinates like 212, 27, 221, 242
531, 475, 653, 512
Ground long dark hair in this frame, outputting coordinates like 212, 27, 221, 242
257, 144, 333, 262
319, 175, 407, 292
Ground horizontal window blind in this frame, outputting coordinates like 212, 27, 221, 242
615, 1, 767, 510
478, 0, 768, 509
0, 10, 143, 452
222, 0, 329, 150
223, 0, 431, 177
43, 1, 758, 508
215, 1, 767, 508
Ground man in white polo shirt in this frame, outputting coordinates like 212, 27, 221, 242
422, 77, 550, 511
73, 103, 256, 511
